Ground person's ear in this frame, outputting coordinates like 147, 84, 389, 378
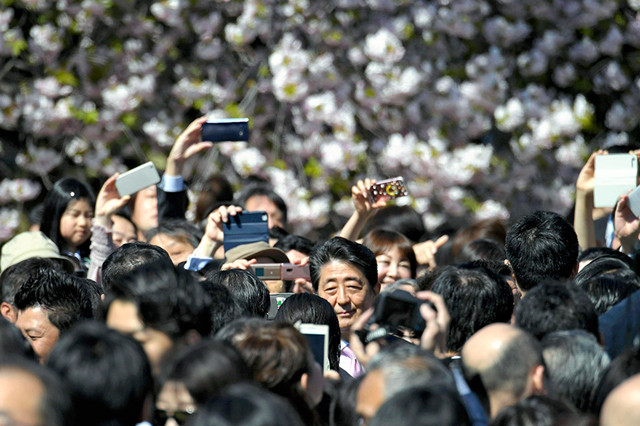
300, 372, 309, 392
571, 261, 579, 278
373, 282, 381, 296
531, 364, 546, 395
0, 302, 16, 324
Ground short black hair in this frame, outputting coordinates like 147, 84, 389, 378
159, 338, 250, 405
365, 205, 426, 243
513, 281, 599, 341
541, 330, 610, 412
199, 280, 247, 335
187, 382, 304, 426
576, 269, 640, 315
14, 269, 94, 332
491, 395, 576, 426
236, 184, 288, 226
105, 261, 213, 341
0, 257, 63, 305
455, 238, 506, 264
274, 234, 315, 256
578, 247, 634, 269
46, 321, 153, 426
431, 264, 513, 353
101, 241, 174, 292
309, 237, 378, 292
370, 385, 471, 426
204, 269, 269, 318
505, 211, 579, 291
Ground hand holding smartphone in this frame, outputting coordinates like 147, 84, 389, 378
115, 162, 161, 197
368, 177, 409, 204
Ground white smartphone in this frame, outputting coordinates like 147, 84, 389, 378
297, 323, 330, 374
594, 154, 638, 208
115, 161, 161, 197
628, 185, 640, 218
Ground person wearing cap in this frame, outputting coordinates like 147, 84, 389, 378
0, 231, 75, 275
222, 241, 291, 293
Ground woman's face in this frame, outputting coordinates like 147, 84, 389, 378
59, 199, 93, 251
376, 245, 412, 289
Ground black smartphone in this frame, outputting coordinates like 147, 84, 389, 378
201, 118, 250, 142
223, 211, 269, 252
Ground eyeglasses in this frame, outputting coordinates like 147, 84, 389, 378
152, 407, 195, 425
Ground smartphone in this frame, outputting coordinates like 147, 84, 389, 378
628, 185, 640, 217
201, 118, 250, 142
298, 323, 330, 374
223, 211, 269, 252
115, 162, 161, 197
250, 263, 311, 281
594, 154, 638, 208
368, 177, 409, 204
267, 292, 293, 320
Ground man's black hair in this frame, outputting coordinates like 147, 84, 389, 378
0, 357, 72, 426
274, 234, 315, 256
431, 264, 514, 353
46, 321, 153, 426
199, 280, 247, 335
105, 261, 213, 341
14, 269, 94, 332
309, 237, 378, 292
0, 257, 63, 305
187, 382, 304, 426
491, 395, 576, 426
541, 330, 610, 412
514, 281, 599, 341
455, 238, 506, 264
236, 184, 288, 226
370, 385, 471, 426
101, 241, 174, 292
578, 247, 634, 269
505, 211, 579, 291
577, 270, 640, 315
159, 338, 250, 405
203, 269, 269, 318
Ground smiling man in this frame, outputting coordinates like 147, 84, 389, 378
310, 237, 379, 377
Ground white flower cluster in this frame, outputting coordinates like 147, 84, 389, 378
4, 0, 640, 238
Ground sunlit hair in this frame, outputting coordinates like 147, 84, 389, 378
362, 229, 417, 279
40, 177, 95, 258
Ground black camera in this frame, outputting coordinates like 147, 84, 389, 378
358, 290, 434, 344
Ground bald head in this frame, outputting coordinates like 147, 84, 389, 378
462, 324, 544, 418
601, 374, 640, 426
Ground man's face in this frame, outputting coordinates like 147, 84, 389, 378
15, 306, 60, 362
148, 233, 194, 266
106, 299, 173, 371
317, 260, 378, 339
245, 195, 285, 229
131, 185, 159, 235
0, 369, 45, 426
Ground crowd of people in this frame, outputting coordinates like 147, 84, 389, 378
3, 119, 640, 425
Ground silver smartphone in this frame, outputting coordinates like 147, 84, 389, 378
594, 154, 638, 208
115, 161, 161, 197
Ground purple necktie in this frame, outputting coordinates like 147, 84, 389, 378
341, 344, 364, 377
